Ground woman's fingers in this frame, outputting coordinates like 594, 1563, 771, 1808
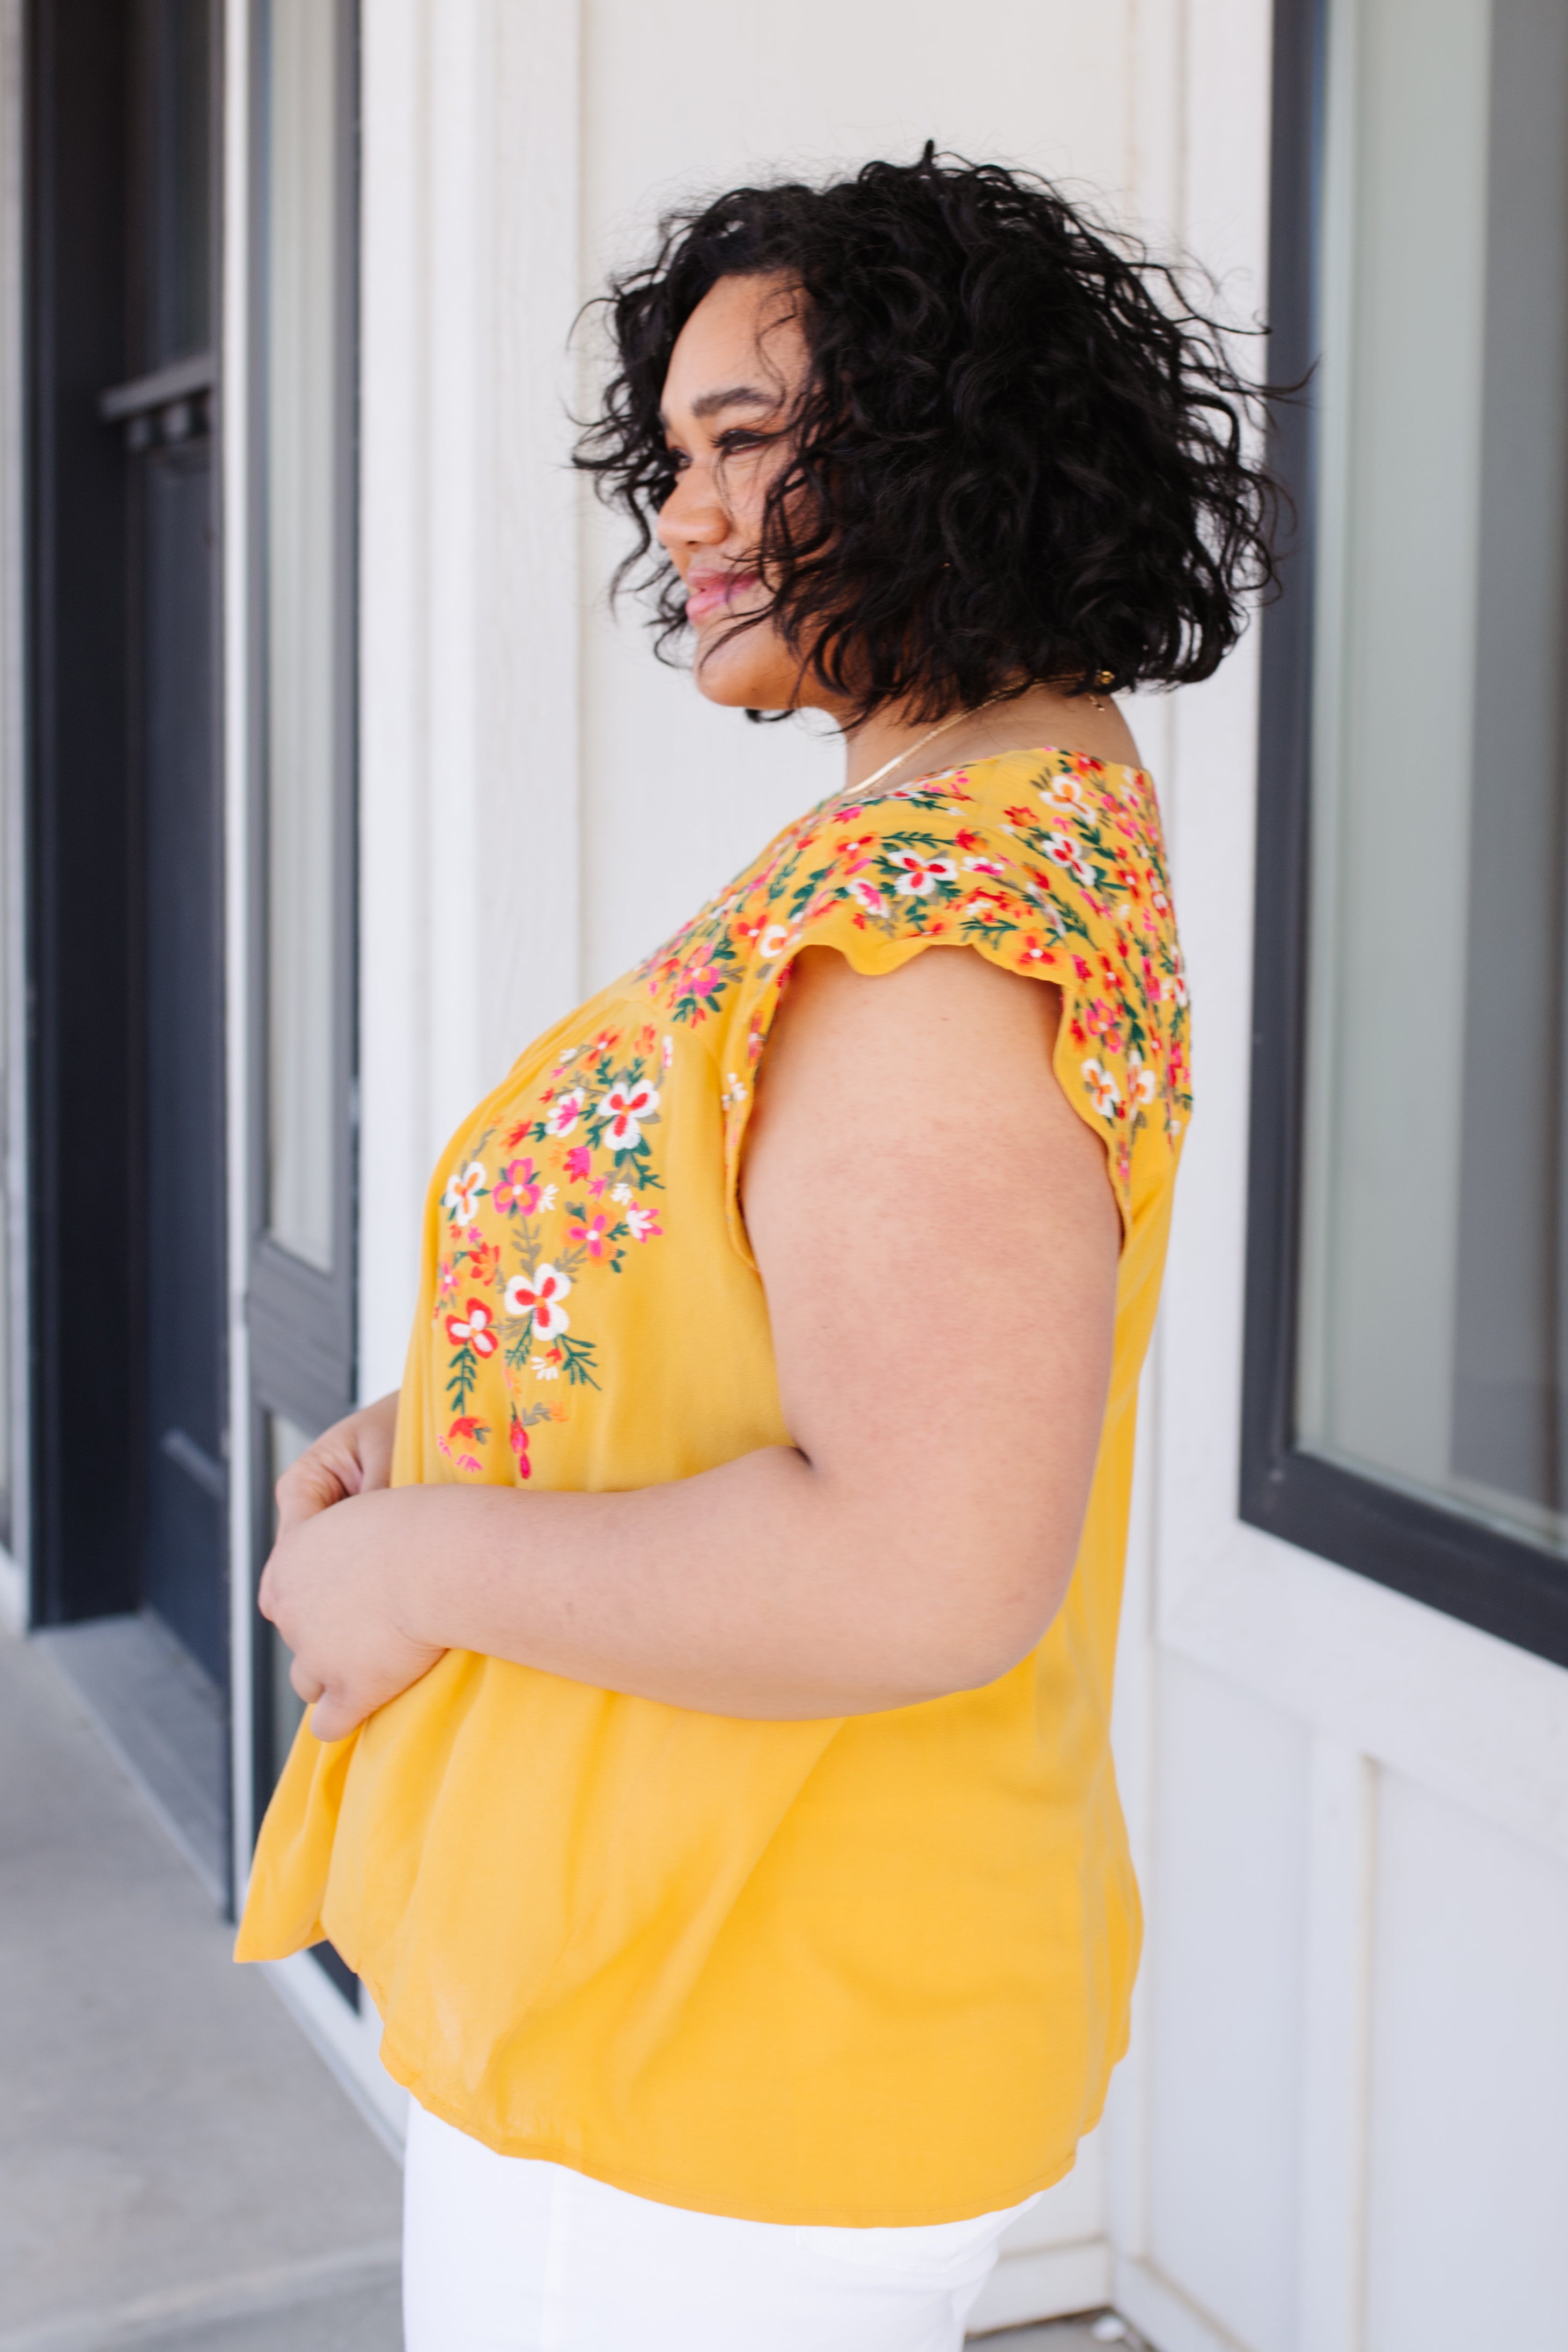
289, 1656, 327, 1703
307, 1692, 365, 1743
276, 1450, 351, 1531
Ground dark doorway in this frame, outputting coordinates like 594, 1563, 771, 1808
27, 4, 229, 1765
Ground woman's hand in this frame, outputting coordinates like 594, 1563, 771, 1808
260, 1489, 446, 1743
260, 1391, 445, 1741
274, 1391, 401, 1532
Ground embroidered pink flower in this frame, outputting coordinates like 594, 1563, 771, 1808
887, 850, 956, 897
848, 877, 886, 916
509, 1416, 532, 1479
505, 1264, 571, 1338
962, 852, 1009, 877
494, 1156, 553, 1215
570, 1212, 613, 1259
624, 1203, 662, 1242
446, 1297, 499, 1357
597, 1079, 659, 1150
563, 1144, 592, 1180
544, 1088, 586, 1138
442, 1160, 486, 1222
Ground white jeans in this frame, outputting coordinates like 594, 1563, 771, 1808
402, 2100, 1032, 2352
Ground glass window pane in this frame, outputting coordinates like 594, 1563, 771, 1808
264, 0, 342, 1272
1299, 0, 1568, 1555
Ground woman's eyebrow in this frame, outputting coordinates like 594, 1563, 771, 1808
660, 385, 779, 430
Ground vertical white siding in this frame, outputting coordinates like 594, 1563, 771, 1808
357, 0, 581, 1398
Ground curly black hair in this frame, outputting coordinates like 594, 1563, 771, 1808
574, 147, 1283, 724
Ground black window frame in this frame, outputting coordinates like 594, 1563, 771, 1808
1241, 0, 1568, 1667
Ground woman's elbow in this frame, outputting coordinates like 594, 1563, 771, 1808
881, 1542, 1077, 1706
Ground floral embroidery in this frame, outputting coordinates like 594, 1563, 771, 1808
432, 750, 1186, 1485
432, 1028, 673, 1461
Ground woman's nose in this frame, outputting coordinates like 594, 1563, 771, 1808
656, 462, 727, 555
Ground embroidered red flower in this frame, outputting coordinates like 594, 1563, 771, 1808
446, 1298, 499, 1357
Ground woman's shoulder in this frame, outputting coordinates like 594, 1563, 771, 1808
636, 745, 1181, 1020
633, 744, 1190, 1213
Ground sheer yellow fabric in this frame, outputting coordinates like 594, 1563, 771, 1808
237, 749, 1189, 2226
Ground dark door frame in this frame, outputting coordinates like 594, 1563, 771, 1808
25, 1, 230, 1642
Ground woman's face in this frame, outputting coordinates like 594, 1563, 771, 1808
656, 273, 833, 714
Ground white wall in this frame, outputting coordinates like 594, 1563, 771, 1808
351, 3, 1568, 2342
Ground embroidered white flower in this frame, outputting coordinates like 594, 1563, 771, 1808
1041, 829, 1096, 887
887, 849, 956, 897
847, 877, 886, 916
529, 1354, 562, 1381
543, 1087, 586, 1138
442, 1160, 487, 1222
1081, 1058, 1122, 1118
721, 1073, 748, 1111
611, 1182, 634, 1205
597, 1079, 660, 1151
758, 923, 791, 960
962, 853, 1008, 877
624, 1203, 662, 1243
660, 1033, 675, 1071
1127, 1052, 1159, 1106
505, 1263, 572, 1339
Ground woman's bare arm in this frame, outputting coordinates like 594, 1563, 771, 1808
260, 946, 1120, 1736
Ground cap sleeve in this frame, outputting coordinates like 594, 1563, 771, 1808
642, 758, 1192, 1268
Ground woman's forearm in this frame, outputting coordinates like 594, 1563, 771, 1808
280, 1439, 1061, 1725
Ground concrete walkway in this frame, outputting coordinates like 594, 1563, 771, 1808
1, 1621, 1139, 2352
0, 1630, 403, 2351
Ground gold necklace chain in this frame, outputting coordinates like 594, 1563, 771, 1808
845, 696, 1007, 803
844, 673, 1113, 804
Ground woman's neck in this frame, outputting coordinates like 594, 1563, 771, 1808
842, 682, 1141, 792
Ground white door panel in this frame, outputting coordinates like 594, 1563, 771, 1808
1364, 1774, 1568, 2352
1146, 1656, 1309, 2352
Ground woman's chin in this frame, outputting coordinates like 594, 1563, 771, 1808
690, 625, 803, 714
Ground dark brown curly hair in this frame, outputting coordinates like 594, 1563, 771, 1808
574, 146, 1283, 723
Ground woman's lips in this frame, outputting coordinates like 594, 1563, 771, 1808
684, 569, 760, 626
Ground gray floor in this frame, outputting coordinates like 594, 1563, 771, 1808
0, 1629, 403, 2352
1, 1619, 1143, 2352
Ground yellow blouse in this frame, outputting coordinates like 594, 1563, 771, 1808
237, 747, 1189, 2227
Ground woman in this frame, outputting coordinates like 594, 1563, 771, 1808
239, 152, 1275, 2349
